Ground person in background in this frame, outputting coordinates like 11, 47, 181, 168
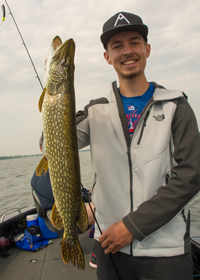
75, 11, 200, 280
31, 132, 54, 211
39, 132, 43, 153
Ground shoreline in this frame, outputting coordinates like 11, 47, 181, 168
0, 149, 90, 160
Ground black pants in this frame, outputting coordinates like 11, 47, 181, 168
94, 240, 193, 280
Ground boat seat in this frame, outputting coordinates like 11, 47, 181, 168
32, 188, 91, 235
32, 188, 63, 234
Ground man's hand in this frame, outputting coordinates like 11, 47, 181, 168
99, 220, 134, 254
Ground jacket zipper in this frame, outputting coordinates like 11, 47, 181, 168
127, 107, 154, 254
127, 107, 153, 254
127, 147, 133, 211
112, 82, 156, 255
127, 146, 133, 254
137, 110, 150, 145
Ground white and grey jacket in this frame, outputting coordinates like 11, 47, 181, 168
76, 81, 200, 257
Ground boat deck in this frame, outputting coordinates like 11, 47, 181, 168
1, 206, 200, 280
0, 230, 97, 280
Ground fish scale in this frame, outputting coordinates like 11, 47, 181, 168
36, 37, 88, 269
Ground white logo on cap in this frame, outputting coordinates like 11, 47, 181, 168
114, 13, 130, 27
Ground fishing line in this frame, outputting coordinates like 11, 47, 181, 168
81, 183, 123, 280
0, 4, 5, 25
4, 0, 43, 90
81, 183, 102, 234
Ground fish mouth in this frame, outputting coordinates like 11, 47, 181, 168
52, 36, 63, 52
52, 38, 75, 64
47, 38, 75, 95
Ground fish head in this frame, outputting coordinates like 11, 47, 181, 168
47, 38, 75, 95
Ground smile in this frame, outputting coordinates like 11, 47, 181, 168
123, 60, 136, 65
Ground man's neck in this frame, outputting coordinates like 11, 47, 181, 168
119, 76, 149, 97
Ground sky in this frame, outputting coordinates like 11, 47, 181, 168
0, 0, 200, 156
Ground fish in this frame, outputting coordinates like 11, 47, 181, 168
36, 36, 88, 269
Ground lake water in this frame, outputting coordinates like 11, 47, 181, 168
0, 151, 92, 219
0, 151, 200, 230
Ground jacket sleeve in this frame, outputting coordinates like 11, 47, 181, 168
123, 97, 200, 241
76, 97, 109, 150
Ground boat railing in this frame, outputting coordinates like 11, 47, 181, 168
0, 209, 21, 223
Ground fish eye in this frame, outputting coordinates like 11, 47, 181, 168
62, 61, 68, 68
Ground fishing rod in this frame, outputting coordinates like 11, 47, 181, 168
4, 0, 43, 90
0, 4, 5, 25
81, 184, 122, 280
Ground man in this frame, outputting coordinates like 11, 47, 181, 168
76, 12, 200, 279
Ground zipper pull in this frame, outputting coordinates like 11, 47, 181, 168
166, 173, 170, 184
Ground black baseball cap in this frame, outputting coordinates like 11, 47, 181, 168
100, 12, 148, 49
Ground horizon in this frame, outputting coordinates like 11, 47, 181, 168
0, 148, 91, 159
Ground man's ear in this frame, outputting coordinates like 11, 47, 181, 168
104, 51, 112, 65
146, 44, 151, 58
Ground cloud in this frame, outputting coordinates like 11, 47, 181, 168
0, 0, 200, 156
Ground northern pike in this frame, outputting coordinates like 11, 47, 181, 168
36, 37, 88, 269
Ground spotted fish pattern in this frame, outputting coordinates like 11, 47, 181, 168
36, 37, 88, 269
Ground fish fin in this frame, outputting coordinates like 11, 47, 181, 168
77, 199, 88, 233
35, 155, 48, 176
38, 87, 46, 112
51, 203, 64, 230
61, 232, 85, 269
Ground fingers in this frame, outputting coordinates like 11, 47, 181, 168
104, 243, 120, 255
101, 237, 122, 255
99, 222, 134, 255
99, 232, 120, 254
99, 231, 105, 243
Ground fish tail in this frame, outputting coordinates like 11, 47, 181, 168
61, 237, 85, 269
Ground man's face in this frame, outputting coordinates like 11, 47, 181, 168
104, 31, 151, 80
